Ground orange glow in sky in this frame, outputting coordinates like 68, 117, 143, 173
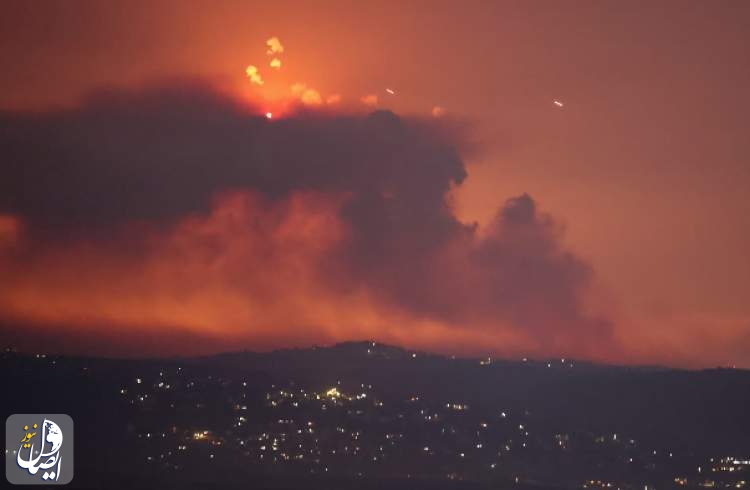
1, 1, 749, 368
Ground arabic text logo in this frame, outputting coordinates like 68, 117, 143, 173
6, 414, 73, 485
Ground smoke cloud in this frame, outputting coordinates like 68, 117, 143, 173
0, 81, 614, 358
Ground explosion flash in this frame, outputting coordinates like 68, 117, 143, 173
266, 37, 284, 55
270, 58, 281, 69
246, 65, 264, 85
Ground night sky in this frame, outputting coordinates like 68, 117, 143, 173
1, 0, 748, 367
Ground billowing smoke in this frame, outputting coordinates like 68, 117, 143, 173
0, 81, 614, 358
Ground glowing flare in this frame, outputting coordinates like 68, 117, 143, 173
270, 58, 281, 69
245, 65, 264, 86
266, 37, 284, 55
291, 83, 322, 106
301, 90, 322, 105
385, 88, 395, 95
360, 94, 378, 107
553, 100, 564, 107
265, 112, 273, 119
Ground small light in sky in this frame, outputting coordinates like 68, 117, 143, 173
265, 112, 273, 119
385, 88, 396, 95
553, 100, 564, 107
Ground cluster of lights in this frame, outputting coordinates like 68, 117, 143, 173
102, 362, 749, 487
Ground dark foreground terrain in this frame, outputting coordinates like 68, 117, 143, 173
3, 342, 749, 489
